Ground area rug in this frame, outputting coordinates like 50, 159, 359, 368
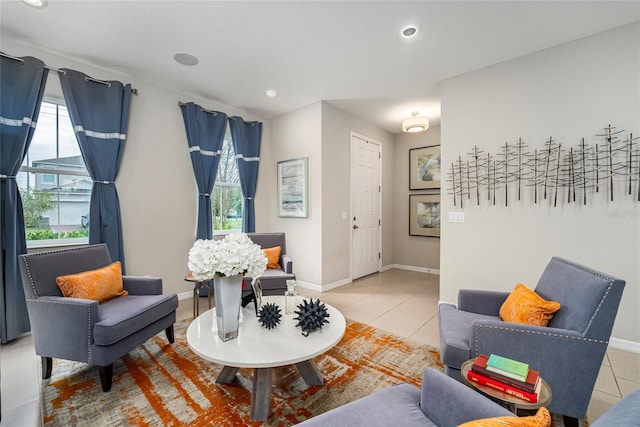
41, 320, 441, 426
41, 320, 585, 426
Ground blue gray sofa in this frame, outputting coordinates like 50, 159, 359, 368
296, 368, 640, 427
296, 369, 514, 427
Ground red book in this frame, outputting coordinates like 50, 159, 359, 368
467, 370, 541, 403
472, 354, 540, 394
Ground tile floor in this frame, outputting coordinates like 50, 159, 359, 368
1, 269, 638, 425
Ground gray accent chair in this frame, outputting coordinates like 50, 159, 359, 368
296, 368, 514, 427
244, 232, 295, 296
438, 256, 625, 425
18, 244, 178, 392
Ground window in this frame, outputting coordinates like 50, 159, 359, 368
212, 137, 242, 232
18, 99, 91, 247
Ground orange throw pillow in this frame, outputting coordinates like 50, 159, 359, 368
499, 283, 560, 327
458, 407, 551, 427
56, 261, 128, 303
263, 246, 282, 269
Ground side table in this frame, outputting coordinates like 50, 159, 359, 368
460, 359, 552, 416
184, 274, 212, 318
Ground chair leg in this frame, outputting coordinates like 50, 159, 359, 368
563, 416, 579, 427
98, 364, 113, 392
165, 325, 175, 344
41, 356, 52, 379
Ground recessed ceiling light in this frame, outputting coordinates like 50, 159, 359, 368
21, 0, 47, 8
173, 52, 199, 66
265, 89, 278, 98
400, 24, 419, 38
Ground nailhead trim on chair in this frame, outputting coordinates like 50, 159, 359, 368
27, 298, 93, 363
20, 245, 106, 299
473, 324, 610, 355
554, 257, 616, 336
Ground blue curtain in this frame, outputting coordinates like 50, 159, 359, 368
0, 54, 48, 343
180, 102, 227, 240
59, 69, 131, 272
228, 117, 262, 233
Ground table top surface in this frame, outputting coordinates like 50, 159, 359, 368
186, 296, 346, 368
461, 359, 552, 409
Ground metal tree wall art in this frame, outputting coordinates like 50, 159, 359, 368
447, 125, 639, 208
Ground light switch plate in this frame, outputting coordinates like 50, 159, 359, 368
448, 212, 465, 223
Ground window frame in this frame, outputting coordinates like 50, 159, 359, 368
20, 97, 91, 248
211, 136, 243, 235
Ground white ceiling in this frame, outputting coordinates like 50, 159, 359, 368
2, 1, 639, 133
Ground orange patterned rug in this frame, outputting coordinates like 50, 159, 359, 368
41, 320, 442, 426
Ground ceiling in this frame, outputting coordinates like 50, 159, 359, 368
2, 1, 639, 134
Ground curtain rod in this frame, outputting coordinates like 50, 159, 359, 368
1, 51, 138, 95
178, 101, 219, 115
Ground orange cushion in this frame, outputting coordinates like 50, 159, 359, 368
56, 261, 128, 303
499, 283, 560, 327
263, 246, 282, 269
458, 407, 551, 427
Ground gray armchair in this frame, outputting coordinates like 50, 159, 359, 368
244, 232, 295, 296
438, 256, 625, 424
18, 244, 178, 392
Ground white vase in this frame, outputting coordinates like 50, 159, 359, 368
213, 274, 243, 341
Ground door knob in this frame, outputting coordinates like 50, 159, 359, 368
353, 225, 359, 229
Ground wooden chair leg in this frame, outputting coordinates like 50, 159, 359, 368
98, 364, 113, 392
165, 325, 175, 344
41, 356, 52, 379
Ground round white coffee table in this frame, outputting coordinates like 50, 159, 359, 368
186, 296, 346, 421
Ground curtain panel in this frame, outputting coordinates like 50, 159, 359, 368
0, 55, 49, 343
59, 69, 132, 272
228, 117, 262, 233
180, 102, 227, 240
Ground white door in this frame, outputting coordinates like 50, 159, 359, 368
351, 134, 381, 279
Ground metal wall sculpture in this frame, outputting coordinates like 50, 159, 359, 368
447, 125, 639, 208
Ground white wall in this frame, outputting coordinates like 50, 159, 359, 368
266, 103, 323, 287
267, 101, 395, 290
320, 102, 395, 285
440, 23, 640, 345
393, 128, 441, 271
4, 39, 266, 297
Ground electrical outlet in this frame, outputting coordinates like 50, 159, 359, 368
448, 212, 465, 223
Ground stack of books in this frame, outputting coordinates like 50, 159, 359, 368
467, 354, 542, 403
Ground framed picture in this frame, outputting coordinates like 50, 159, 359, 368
278, 157, 308, 217
409, 194, 441, 237
409, 145, 441, 190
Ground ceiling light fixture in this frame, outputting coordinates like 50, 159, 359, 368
402, 111, 429, 133
400, 24, 419, 38
265, 89, 278, 98
173, 52, 199, 66
21, 0, 48, 8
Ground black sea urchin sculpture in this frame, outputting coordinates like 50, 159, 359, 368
294, 299, 330, 337
257, 302, 282, 330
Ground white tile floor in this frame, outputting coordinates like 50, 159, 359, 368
1, 269, 638, 425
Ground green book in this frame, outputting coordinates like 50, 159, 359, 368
486, 354, 529, 382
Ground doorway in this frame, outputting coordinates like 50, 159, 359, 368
350, 132, 381, 280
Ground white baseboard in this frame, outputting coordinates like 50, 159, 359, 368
295, 280, 323, 293
392, 264, 440, 275
609, 337, 640, 354
178, 290, 192, 301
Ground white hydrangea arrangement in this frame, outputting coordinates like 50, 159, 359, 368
188, 233, 267, 280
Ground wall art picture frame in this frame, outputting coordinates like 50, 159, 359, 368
409, 145, 441, 190
409, 194, 441, 237
278, 157, 309, 218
